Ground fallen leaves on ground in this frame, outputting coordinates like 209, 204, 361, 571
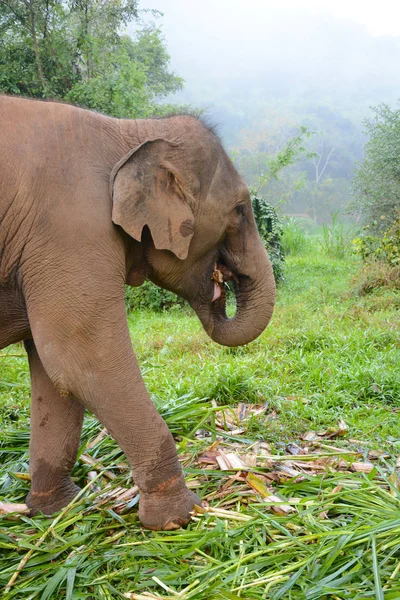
1, 405, 400, 599
69, 406, 395, 521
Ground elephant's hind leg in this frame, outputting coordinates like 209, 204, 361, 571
24, 340, 85, 515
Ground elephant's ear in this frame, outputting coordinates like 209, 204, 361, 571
110, 138, 195, 260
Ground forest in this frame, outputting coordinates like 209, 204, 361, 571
0, 1, 399, 598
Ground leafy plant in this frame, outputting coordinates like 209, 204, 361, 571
251, 193, 284, 282
353, 215, 400, 266
125, 281, 186, 312
354, 261, 400, 295
351, 216, 400, 294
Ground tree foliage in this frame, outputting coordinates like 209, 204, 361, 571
0, 0, 183, 117
236, 129, 315, 283
235, 129, 313, 282
234, 124, 313, 200
352, 102, 400, 233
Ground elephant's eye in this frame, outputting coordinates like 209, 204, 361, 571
235, 204, 246, 217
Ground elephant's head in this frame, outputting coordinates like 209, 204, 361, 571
110, 116, 275, 347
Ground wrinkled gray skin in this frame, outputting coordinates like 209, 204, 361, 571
0, 96, 275, 530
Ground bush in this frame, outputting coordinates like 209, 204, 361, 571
353, 262, 400, 295
352, 216, 400, 266
251, 193, 284, 282
351, 215, 400, 295
125, 281, 187, 312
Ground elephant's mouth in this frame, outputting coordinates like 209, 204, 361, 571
211, 261, 238, 306
193, 245, 275, 347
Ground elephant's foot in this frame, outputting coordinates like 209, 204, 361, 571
26, 479, 81, 516
138, 475, 200, 530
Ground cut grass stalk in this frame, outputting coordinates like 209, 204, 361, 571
4, 471, 103, 593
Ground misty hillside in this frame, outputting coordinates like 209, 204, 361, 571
138, 3, 400, 221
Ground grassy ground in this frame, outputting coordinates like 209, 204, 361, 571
0, 246, 399, 599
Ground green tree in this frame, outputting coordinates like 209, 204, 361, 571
0, 0, 183, 117
352, 102, 400, 233
234, 125, 313, 209
66, 30, 183, 118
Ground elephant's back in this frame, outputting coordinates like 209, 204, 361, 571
0, 96, 117, 207
0, 96, 121, 278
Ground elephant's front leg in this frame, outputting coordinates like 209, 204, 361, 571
25, 340, 85, 515
29, 304, 199, 530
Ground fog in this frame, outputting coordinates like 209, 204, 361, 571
137, 1, 400, 102
132, 1, 400, 220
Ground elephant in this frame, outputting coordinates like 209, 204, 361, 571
0, 95, 275, 530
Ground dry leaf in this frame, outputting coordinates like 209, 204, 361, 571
279, 465, 303, 478
302, 420, 348, 442
235, 403, 268, 421
286, 443, 305, 456
114, 486, 139, 503
245, 472, 296, 513
351, 462, 374, 473
80, 454, 116, 480
0, 502, 30, 518
389, 472, 400, 493
11, 472, 31, 481
263, 472, 282, 484
246, 472, 271, 497
87, 471, 102, 491
241, 452, 258, 467
215, 403, 268, 433
263, 495, 296, 515
197, 450, 219, 465
186, 479, 203, 489
216, 453, 230, 470
125, 593, 164, 600
321, 419, 349, 439
301, 431, 319, 442
86, 427, 108, 449
223, 453, 247, 470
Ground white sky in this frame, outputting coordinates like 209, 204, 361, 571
135, 0, 400, 86
140, 0, 400, 37
278, 0, 400, 36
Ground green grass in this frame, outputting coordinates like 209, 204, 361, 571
0, 247, 399, 598
281, 217, 313, 256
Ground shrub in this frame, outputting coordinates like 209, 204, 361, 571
352, 216, 400, 267
125, 281, 187, 312
353, 262, 400, 295
351, 215, 400, 295
251, 193, 284, 282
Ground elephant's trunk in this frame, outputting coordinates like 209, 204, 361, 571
207, 232, 276, 347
